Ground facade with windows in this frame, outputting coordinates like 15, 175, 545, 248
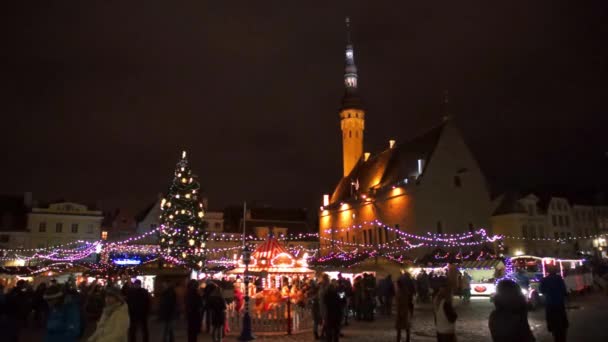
28, 202, 102, 249
492, 192, 607, 258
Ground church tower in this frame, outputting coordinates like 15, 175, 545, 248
340, 17, 365, 177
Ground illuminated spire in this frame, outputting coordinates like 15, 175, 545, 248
342, 17, 362, 110
344, 17, 358, 90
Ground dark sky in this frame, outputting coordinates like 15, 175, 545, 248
1, 1, 607, 212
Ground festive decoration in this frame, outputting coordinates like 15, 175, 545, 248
159, 151, 207, 270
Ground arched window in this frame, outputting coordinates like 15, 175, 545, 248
349, 130, 352, 138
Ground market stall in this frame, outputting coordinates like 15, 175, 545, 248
459, 259, 505, 296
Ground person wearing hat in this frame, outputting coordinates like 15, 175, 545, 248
88, 286, 129, 342
44, 284, 81, 342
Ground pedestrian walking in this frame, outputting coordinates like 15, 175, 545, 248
202, 280, 215, 334
185, 280, 203, 342
158, 281, 178, 342
489, 279, 535, 342
307, 280, 322, 340
33, 282, 49, 329
416, 270, 430, 303
43, 284, 81, 342
126, 279, 150, 342
207, 284, 227, 342
540, 266, 569, 342
88, 286, 129, 342
395, 277, 413, 342
380, 275, 396, 315
323, 280, 342, 342
433, 282, 457, 342
461, 271, 472, 303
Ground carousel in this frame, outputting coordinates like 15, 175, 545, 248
227, 235, 314, 320
228, 235, 314, 288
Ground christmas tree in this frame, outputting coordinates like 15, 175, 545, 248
159, 151, 207, 270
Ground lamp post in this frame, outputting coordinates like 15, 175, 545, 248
239, 244, 255, 341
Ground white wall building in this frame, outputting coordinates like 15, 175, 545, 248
28, 202, 103, 249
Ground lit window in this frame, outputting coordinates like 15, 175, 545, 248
101, 231, 108, 240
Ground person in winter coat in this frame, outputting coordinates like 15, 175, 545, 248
185, 280, 203, 342
540, 266, 569, 342
489, 279, 535, 342
33, 282, 49, 328
433, 282, 457, 342
380, 275, 396, 316
88, 286, 129, 342
207, 285, 227, 342
308, 280, 322, 340
43, 284, 81, 342
85, 284, 105, 323
158, 281, 178, 342
323, 281, 342, 342
395, 277, 413, 342
126, 279, 150, 342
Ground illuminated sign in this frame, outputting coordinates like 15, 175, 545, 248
113, 258, 141, 265
471, 283, 496, 296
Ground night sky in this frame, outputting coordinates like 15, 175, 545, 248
1, 1, 607, 212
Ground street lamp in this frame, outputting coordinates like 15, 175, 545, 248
239, 244, 255, 341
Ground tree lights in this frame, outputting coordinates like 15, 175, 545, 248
159, 151, 207, 270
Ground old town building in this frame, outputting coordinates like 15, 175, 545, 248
319, 19, 492, 254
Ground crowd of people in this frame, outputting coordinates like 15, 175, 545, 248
304, 267, 575, 342
0, 264, 581, 342
0, 277, 232, 342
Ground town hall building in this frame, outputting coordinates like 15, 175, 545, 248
319, 19, 492, 253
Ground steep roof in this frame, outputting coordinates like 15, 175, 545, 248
0, 195, 28, 231
135, 202, 156, 223
331, 123, 445, 204
492, 192, 527, 216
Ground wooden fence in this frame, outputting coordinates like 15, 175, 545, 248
226, 301, 313, 335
